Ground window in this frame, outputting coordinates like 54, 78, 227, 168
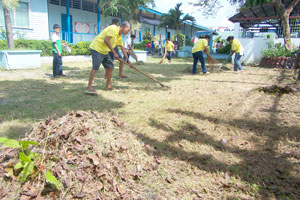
0, 1, 29, 28
50, 0, 60, 5
15, 2, 29, 27
0, 3, 4, 26
61, 0, 71, 7
82, 0, 94, 12
72, 0, 81, 9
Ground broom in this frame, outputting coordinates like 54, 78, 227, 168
159, 52, 166, 64
118, 59, 169, 88
206, 54, 218, 72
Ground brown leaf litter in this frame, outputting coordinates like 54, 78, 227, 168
0, 111, 153, 199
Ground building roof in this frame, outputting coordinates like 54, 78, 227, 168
138, 6, 214, 32
229, 1, 300, 29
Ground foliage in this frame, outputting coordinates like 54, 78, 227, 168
69, 41, 92, 56
46, 170, 60, 189
0, 39, 92, 56
160, 3, 196, 31
153, 35, 159, 42
99, 0, 154, 21
135, 40, 151, 50
0, 137, 59, 189
175, 33, 185, 49
143, 31, 152, 41
214, 36, 225, 43
189, 0, 223, 17
262, 43, 297, 58
185, 37, 193, 46
217, 43, 232, 54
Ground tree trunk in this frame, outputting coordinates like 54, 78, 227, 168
3, 5, 14, 49
281, 13, 291, 50
272, 0, 299, 50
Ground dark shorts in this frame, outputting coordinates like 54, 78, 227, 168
166, 51, 172, 61
91, 49, 114, 70
108, 47, 123, 60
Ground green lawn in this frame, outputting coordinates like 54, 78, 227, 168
0, 57, 299, 199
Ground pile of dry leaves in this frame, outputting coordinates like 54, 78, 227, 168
0, 111, 154, 200
258, 85, 298, 95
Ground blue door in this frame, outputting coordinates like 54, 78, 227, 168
61, 14, 73, 43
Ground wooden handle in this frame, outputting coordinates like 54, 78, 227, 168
118, 59, 166, 87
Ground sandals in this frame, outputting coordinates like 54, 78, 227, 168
85, 89, 97, 96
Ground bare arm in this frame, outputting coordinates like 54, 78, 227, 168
204, 47, 209, 55
121, 46, 135, 69
121, 46, 129, 61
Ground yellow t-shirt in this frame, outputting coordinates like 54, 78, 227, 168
192, 39, 208, 53
165, 41, 174, 52
231, 38, 243, 53
90, 25, 123, 55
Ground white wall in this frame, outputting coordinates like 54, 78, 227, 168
239, 38, 269, 64
239, 38, 300, 63
26, 0, 49, 40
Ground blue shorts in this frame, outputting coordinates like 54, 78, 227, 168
91, 49, 114, 70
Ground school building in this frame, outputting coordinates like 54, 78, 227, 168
0, 0, 214, 44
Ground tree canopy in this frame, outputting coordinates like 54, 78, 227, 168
160, 3, 196, 32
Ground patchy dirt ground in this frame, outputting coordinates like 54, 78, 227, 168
0, 58, 300, 199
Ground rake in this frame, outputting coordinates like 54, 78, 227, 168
118, 59, 169, 88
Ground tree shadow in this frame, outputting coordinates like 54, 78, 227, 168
134, 68, 300, 198
134, 109, 300, 198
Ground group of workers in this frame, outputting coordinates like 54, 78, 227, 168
51, 19, 244, 95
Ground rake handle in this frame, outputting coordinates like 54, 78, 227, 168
118, 59, 166, 87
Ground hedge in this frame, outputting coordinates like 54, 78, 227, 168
0, 39, 92, 56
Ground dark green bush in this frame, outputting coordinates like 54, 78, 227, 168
185, 38, 193, 46
217, 43, 231, 54
0, 39, 92, 56
69, 41, 91, 55
135, 40, 151, 50
262, 43, 297, 58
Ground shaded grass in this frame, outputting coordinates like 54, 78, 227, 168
0, 57, 300, 199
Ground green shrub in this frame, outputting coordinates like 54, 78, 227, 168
135, 40, 151, 50
217, 43, 231, 54
0, 39, 92, 56
0, 40, 8, 49
185, 37, 193, 46
143, 31, 152, 41
69, 41, 91, 55
262, 43, 297, 58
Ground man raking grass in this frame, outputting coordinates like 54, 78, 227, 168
192, 35, 211, 75
86, 22, 133, 95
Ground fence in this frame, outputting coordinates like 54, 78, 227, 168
239, 19, 300, 38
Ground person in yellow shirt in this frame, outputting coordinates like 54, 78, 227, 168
192, 35, 210, 74
86, 22, 134, 94
227, 36, 244, 72
164, 38, 175, 64
108, 18, 127, 79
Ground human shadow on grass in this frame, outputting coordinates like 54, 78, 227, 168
0, 79, 122, 139
134, 108, 300, 199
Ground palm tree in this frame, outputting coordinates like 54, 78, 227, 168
1, 0, 18, 49
160, 3, 196, 33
